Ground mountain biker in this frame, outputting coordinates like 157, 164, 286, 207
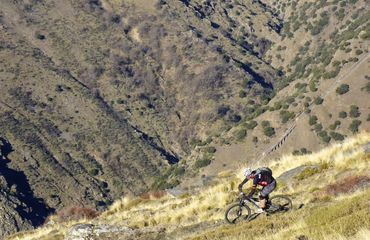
238, 167, 276, 213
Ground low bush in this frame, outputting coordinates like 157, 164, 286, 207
349, 105, 360, 118
263, 127, 275, 137
234, 129, 247, 141
349, 120, 361, 133
325, 176, 370, 196
330, 131, 345, 141
309, 115, 318, 125
194, 158, 211, 168
338, 111, 347, 118
314, 97, 324, 105
56, 206, 100, 222
244, 120, 258, 130
336, 84, 349, 95
204, 146, 216, 154
280, 110, 295, 123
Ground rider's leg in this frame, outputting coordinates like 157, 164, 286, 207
259, 180, 277, 209
259, 195, 267, 209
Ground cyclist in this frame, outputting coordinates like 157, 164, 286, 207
238, 167, 276, 213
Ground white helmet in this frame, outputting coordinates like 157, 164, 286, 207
243, 168, 252, 177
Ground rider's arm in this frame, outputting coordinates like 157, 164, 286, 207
247, 184, 257, 197
247, 176, 260, 197
238, 177, 249, 192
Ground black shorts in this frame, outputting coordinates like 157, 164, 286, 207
260, 180, 276, 198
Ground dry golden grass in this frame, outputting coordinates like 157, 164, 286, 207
7, 132, 370, 240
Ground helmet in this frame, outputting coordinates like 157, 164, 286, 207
243, 168, 252, 177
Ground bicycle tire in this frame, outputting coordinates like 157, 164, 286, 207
267, 195, 292, 213
225, 203, 251, 224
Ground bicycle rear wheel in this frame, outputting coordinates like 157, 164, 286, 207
225, 203, 251, 224
267, 195, 292, 213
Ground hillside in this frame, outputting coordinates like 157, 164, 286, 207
7, 132, 370, 240
0, 0, 369, 238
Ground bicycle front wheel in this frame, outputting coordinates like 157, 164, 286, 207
268, 195, 292, 213
225, 203, 251, 224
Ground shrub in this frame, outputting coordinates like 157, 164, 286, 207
314, 97, 324, 105
309, 81, 318, 92
235, 129, 247, 141
362, 82, 370, 93
194, 158, 211, 168
349, 120, 361, 133
309, 115, 318, 125
367, 113, 370, 121
336, 84, 349, 95
88, 168, 99, 176
318, 130, 331, 143
314, 123, 323, 132
293, 148, 312, 156
338, 111, 347, 118
280, 110, 295, 123
204, 146, 216, 154
329, 120, 341, 130
56, 206, 100, 222
355, 49, 363, 55
329, 131, 345, 141
263, 127, 275, 137
349, 105, 360, 118
325, 176, 370, 196
261, 120, 270, 128
295, 166, 320, 180
245, 120, 258, 130
252, 136, 258, 143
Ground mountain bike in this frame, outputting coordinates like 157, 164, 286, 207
225, 193, 292, 224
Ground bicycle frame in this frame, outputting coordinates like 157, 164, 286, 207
244, 197, 260, 209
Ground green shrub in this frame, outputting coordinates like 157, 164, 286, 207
339, 111, 347, 118
309, 81, 318, 92
314, 97, 324, 105
293, 148, 312, 156
245, 120, 258, 130
349, 105, 360, 118
204, 146, 217, 154
314, 123, 323, 132
88, 168, 99, 176
194, 158, 212, 168
362, 82, 370, 93
349, 120, 361, 133
318, 130, 331, 143
235, 129, 247, 141
330, 131, 345, 141
263, 127, 275, 137
355, 49, 363, 55
261, 120, 270, 128
295, 166, 320, 180
309, 115, 318, 125
367, 114, 370, 121
280, 110, 295, 123
329, 120, 341, 130
336, 84, 349, 95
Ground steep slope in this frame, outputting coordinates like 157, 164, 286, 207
0, 0, 283, 236
198, 0, 369, 180
7, 132, 370, 240
0, 0, 369, 237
